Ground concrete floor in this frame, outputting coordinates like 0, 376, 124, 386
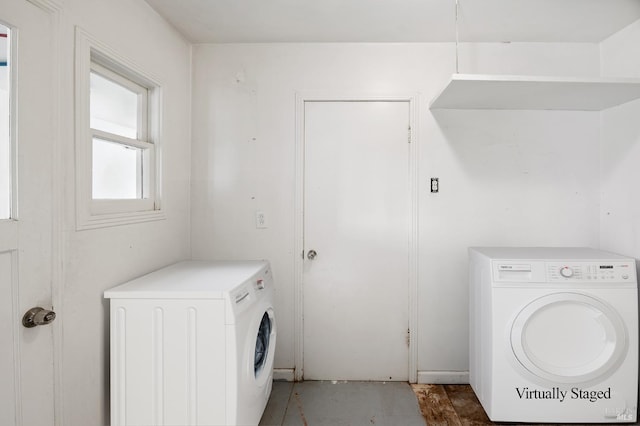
259, 381, 426, 426
259, 382, 640, 425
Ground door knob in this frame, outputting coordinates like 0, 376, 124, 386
307, 250, 317, 260
22, 307, 56, 328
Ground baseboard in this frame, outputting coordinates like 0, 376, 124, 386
417, 371, 469, 384
273, 369, 468, 384
273, 368, 295, 382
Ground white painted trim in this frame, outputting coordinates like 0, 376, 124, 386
46, 6, 65, 426
76, 209, 166, 231
8, 27, 17, 221
91, 129, 154, 151
273, 368, 295, 382
10, 251, 23, 426
25, 0, 62, 13
74, 26, 165, 230
293, 92, 419, 382
295, 92, 420, 102
417, 371, 470, 385
293, 93, 304, 381
408, 95, 419, 384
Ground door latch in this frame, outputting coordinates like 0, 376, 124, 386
22, 307, 56, 328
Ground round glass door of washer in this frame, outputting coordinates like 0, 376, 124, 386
510, 292, 627, 385
254, 311, 273, 378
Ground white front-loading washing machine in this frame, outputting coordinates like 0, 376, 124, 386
104, 260, 276, 426
469, 247, 638, 423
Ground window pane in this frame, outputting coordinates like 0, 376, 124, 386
0, 27, 10, 219
92, 138, 142, 199
90, 71, 138, 139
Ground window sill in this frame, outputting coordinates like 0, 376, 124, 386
76, 208, 165, 231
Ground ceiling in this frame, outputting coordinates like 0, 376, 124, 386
144, 0, 640, 44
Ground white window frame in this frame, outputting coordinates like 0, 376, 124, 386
90, 62, 151, 203
75, 27, 164, 230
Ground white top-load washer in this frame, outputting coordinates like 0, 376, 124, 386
469, 247, 638, 423
104, 260, 276, 426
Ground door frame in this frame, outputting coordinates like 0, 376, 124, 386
293, 92, 419, 382
23, 1, 64, 425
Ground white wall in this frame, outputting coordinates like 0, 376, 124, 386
600, 20, 640, 258
191, 42, 602, 377
54, 1, 192, 424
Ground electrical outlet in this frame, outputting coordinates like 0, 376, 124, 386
256, 211, 268, 229
430, 178, 439, 193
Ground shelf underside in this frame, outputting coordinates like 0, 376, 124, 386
430, 74, 640, 111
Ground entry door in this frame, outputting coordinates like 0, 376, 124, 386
303, 101, 410, 381
0, 2, 56, 425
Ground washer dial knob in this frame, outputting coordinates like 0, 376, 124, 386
560, 266, 574, 278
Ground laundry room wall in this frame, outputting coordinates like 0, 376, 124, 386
190, 42, 602, 380
599, 19, 640, 260
50, 0, 192, 425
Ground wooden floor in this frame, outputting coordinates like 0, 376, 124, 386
412, 384, 493, 425
412, 385, 640, 425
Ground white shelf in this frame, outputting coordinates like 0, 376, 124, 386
429, 74, 640, 111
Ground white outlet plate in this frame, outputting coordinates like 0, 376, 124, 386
256, 211, 268, 229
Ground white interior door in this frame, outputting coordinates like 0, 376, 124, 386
303, 101, 410, 381
0, 2, 56, 425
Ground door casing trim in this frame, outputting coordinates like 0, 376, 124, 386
24, 1, 64, 425
293, 92, 419, 382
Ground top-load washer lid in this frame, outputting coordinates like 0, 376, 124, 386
510, 292, 628, 385
104, 260, 269, 299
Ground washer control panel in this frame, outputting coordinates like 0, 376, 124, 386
493, 260, 637, 284
547, 262, 635, 282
